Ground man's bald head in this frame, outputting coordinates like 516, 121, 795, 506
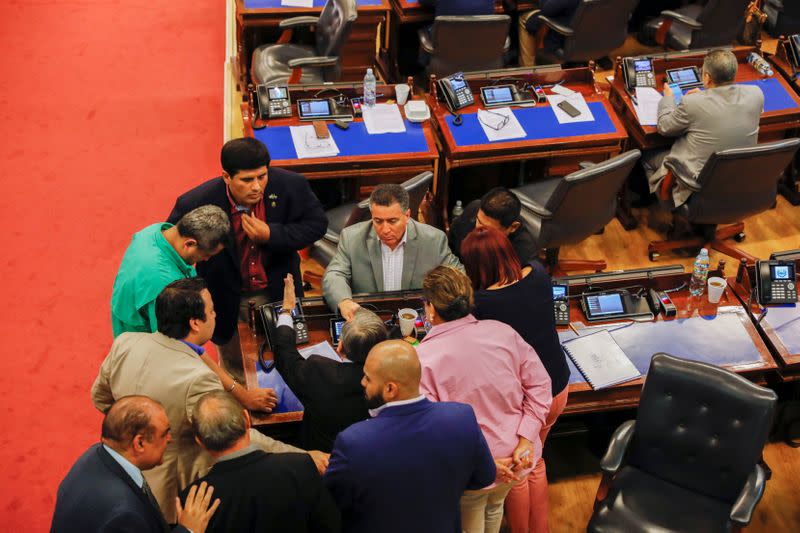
101, 395, 164, 447
361, 340, 421, 408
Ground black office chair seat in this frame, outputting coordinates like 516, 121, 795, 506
513, 177, 561, 243
252, 45, 326, 86
590, 466, 733, 533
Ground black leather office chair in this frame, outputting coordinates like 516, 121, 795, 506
251, 0, 357, 86
766, 0, 800, 37
308, 171, 435, 269
418, 16, 510, 78
588, 353, 777, 533
513, 150, 641, 273
533, 0, 640, 65
644, 0, 751, 50
648, 138, 800, 262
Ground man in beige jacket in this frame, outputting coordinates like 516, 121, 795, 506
92, 277, 328, 523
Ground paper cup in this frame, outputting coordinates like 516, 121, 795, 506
707, 276, 727, 304
398, 307, 418, 337
395, 84, 411, 105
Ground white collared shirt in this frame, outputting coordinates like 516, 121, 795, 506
380, 229, 407, 291
368, 394, 426, 418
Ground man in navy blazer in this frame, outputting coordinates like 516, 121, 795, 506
51, 396, 219, 533
324, 340, 497, 533
167, 138, 327, 376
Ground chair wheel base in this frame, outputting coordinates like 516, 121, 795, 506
734, 232, 746, 243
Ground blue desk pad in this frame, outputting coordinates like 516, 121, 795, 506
257, 365, 304, 413
740, 78, 798, 113
557, 310, 762, 385
761, 303, 800, 354
245, 0, 383, 8
254, 120, 430, 159
445, 101, 618, 147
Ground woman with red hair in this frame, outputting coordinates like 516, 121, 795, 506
461, 226, 570, 533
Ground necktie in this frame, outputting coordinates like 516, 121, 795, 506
142, 478, 170, 532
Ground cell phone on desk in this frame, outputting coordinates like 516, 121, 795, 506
330, 318, 345, 344
259, 299, 308, 349
557, 100, 581, 117
755, 260, 797, 305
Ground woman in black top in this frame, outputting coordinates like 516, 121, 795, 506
461, 226, 569, 533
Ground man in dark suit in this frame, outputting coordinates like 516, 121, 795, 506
51, 396, 219, 533
181, 391, 340, 533
167, 138, 327, 379
324, 340, 499, 533
274, 274, 388, 452
448, 186, 538, 265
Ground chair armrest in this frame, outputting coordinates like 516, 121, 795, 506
538, 15, 575, 37
279, 16, 320, 29
600, 420, 635, 475
578, 161, 597, 170
674, 173, 702, 192
287, 56, 339, 68
418, 28, 434, 54
730, 464, 767, 527
520, 198, 553, 219
659, 10, 703, 29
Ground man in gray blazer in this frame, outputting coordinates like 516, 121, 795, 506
645, 49, 764, 207
323, 184, 462, 319
92, 277, 328, 523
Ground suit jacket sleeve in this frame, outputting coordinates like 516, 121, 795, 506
435, 230, 464, 273
322, 228, 354, 311
656, 93, 691, 138
166, 194, 192, 226
323, 433, 356, 517
100, 509, 161, 533
92, 341, 119, 413
273, 324, 311, 402
267, 176, 327, 252
465, 406, 497, 490
299, 455, 342, 533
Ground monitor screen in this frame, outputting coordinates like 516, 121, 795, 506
483, 86, 514, 104
667, 68, 700, 85
634, 59, 652, 72
552, 285, 567, 300
772, 264, 794, 280
585, 293, 625, 317
268, 86, 288, 100
449, 76, 466, 90
298, 99, 332, 118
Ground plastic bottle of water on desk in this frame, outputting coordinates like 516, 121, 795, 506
689, 248, 710, 297
363, 68, 377, 107
747, 52, 774, 77
452, 200, 464, 219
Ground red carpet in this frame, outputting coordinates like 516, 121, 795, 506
0, 2, 224, 529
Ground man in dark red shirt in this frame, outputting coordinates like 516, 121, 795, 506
168, 138, 327, 379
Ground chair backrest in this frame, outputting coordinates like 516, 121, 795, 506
561, 0, 640, 62
628, 353, 777, 504
402, 171, 434, 220
316, 0, 358, 81
516, 150, 640, 249
689, 0, 751, 48
686, 138, 800, 225
428, 15, 510, 78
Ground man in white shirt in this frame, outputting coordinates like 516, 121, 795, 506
322, 184, 463, 320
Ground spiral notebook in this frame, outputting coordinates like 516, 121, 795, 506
562, 329, 641, 390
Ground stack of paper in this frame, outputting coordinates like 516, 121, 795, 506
289, 125, 340, 159
562, 329, 640, 390
477, 107, 526, 141
633, 87, 662, 126
281, 0, 313, 7
363, 103, 407, 134
299, 341, 343, 363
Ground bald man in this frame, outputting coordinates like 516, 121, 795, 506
324, 341, 497, 533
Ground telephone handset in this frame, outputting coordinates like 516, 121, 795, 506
622, 57, 656, 92
552, 284, 569, 326
258, 299, 309, 350
256, 84, 292, 119
755, 260, 797, 305
438, 72, 474, 112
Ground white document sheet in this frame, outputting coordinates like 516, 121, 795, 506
289, 125, 340, 159
477, 107, 526, 141
546, 93, 595, 124
281, 0, 313, 7
299, 341, 343, 363
633, 87, 662, 126
550, 83, 578, 97
362, 103, 407, 134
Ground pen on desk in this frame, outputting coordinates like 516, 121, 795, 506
569, 322, 579, 336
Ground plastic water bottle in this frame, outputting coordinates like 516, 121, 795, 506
452, 200, 464, 219
363, 68, 377, 107
689, 248, 710, 297
747, 53, 774, 77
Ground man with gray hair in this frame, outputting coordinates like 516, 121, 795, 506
644, 48, 764, 207
181, 391, 340, 532
275, 274, 389, 451
323, 183, 462, 320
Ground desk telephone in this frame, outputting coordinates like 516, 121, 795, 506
552, 284, 570, 325
256, 85, 292, 119
438, 72, 474, 112
622, 57, 656, 91
259, 300, 309, 350
756, 260, 797, 305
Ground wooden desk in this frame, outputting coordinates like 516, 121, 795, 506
241, 83, 439, 197
557, 268, 779, 415
426, 66, 628, 203
236, 0, 390, 90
